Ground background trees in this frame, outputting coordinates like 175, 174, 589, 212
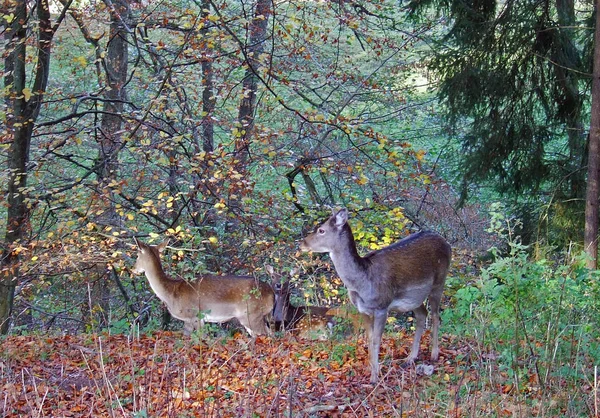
409, 0, 596, 249
1, 0, 71, 333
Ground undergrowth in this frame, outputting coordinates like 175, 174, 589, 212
443, 205, 600, 416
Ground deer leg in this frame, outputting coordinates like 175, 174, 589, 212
241, 311, 271, 337
428, 294, 442, 361
361, 312, 372, 341
369, 309, 387, 383
238, 314, 256, 337
183, 318, 199, 336
254, 313, 271, 336
406, 304, 427, 363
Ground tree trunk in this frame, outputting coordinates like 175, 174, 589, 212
1, 0, 54, 334
235, 0, 272, 168
201, 0, 215, 153
87, 0, 130, 329
584, 2, 600, 269
555, 0, 585, 198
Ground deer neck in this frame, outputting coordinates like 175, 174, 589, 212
328, 226, 370, 293
142, 255, 175, 302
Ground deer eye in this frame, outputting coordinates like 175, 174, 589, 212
318, 228, 325, 235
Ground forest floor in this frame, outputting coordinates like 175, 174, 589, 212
0, 330, 595, 417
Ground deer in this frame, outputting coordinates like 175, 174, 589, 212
300, 208, 451, 383
132, 237, 274, 337
266, 265, 364, 340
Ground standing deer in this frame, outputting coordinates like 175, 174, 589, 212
300, 208, 451, 383
132, 238, 274, 336
266, 265, 364, 339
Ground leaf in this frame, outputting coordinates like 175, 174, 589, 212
22, 88, 32, 101
73, 56, 87, 67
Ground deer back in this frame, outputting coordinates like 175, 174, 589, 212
363, 231, 451, 307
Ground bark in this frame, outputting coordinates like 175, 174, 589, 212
584, 3, 600, 269
85, 0, 130, 329
201, 0, 215, 153
1, 0, 55, 334
235, 0, 272, 168
97, 0, 129, 181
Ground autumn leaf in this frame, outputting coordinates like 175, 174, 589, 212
22, 88, 32, 101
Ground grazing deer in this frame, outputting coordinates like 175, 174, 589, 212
300, 208, 451, 383
132, 238, 274, 337
266, 265, 364, 340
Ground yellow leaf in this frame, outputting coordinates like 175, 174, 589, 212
73, 56, 87, 67
208, 236, 218, 244
22, 88, 32, 101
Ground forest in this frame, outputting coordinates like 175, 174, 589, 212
1, 0, 599, 416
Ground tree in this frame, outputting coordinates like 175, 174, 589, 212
232, 0, 271, 170
1, 0, 73, 333
584, 2, 600, 268
90, 0, 131, 327
408, 0, 595, 246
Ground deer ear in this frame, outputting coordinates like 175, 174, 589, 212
133, 237, 142, 249
265, 265, 274, 275
157, 240, 169, 253
334, 208, 348, 227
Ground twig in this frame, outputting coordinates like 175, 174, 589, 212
97, 336, 126, 417
595, 365, 598, 418
304, 403, 356, 414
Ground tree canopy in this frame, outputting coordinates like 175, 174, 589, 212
409, 0, 595, 238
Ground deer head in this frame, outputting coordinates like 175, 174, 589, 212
266, 264, 364, 340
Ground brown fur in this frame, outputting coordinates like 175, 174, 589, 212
133, 238, 274, 336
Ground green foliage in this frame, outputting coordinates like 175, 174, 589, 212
445, 207, 600, 395
408, 0, 594, 248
